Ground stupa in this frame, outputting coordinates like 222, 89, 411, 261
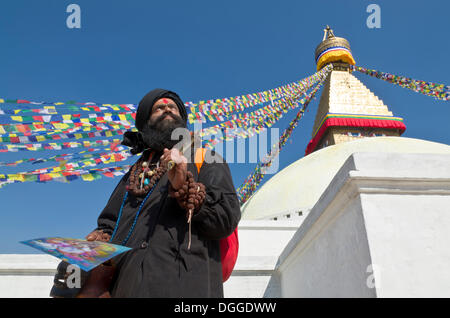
305, 26, 406, 155
231, 28, 450, 298
240, 27, 449, 223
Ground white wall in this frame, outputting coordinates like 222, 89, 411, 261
361, 193, 450, 297
223, 220, 301, 297
0, 221, 301, 298
276, 152, 450, 297
0, 254, 58, 298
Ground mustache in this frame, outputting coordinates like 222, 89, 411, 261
150, 112, 183, 126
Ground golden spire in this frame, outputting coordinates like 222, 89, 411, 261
315, 26, 355, 71
305, 27, 405, 155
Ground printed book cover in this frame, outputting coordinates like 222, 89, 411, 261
20, 237, 131, 271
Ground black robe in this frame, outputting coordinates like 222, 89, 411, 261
94, 149, 241, 297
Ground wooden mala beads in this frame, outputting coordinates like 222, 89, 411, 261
169, 171, 206, 218
127, 153, 167, 197
168, 171, 206, 249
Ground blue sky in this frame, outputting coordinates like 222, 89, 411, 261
0, 0, 448, 253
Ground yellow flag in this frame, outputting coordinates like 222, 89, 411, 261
44, 106, 57, 114
53, 123, 69, 129
81, 174, 94, 181
10, 174, 25, 182
49, 172, 62, 179
11, 116, 23, 122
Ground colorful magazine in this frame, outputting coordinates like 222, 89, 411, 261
20, 237, 131, 271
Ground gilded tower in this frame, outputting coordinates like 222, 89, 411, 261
305, 26, 406, 155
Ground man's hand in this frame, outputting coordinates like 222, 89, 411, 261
86, 230, 111, 242
160, 148, 188, 190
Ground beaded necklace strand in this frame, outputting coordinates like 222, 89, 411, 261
109, 151, 163, 245
109, 148, 206, 249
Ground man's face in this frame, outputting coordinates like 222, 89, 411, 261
140, 97, 186, 152
149, 98, 181, 124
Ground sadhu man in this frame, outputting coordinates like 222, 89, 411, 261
50, 89, 241, 297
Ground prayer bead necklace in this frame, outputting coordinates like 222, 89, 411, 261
110, 150, 205, 249
110, 151, 165, 245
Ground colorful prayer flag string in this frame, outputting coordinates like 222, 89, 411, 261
0, 67, 334, 188
0, 115, 133, 135
187, 64, 334, 123
3, 111, 135, 125
0, 138, 123, 153
199, 66, 333, 149
353, 66, 449, 101
0, 165, 131, 189
0, 149, 131, 178
236, 77, 327, 205
0, 144, 128, 167
200, 89, 307, 149
0, 99, 137, 112
0, 128, 130, 144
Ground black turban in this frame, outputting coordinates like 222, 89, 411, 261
122, 89, 188, 154
135, 88, 187, 132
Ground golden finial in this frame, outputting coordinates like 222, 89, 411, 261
315, 26, 356, 71
322, 25, 335, 41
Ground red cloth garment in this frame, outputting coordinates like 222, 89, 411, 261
219, 229, 239, 282
194, 147, 239, 282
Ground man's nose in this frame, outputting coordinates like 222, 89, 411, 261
162, 105, 174, 113
161, 109, 176, 120
163, 108, 175, 116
